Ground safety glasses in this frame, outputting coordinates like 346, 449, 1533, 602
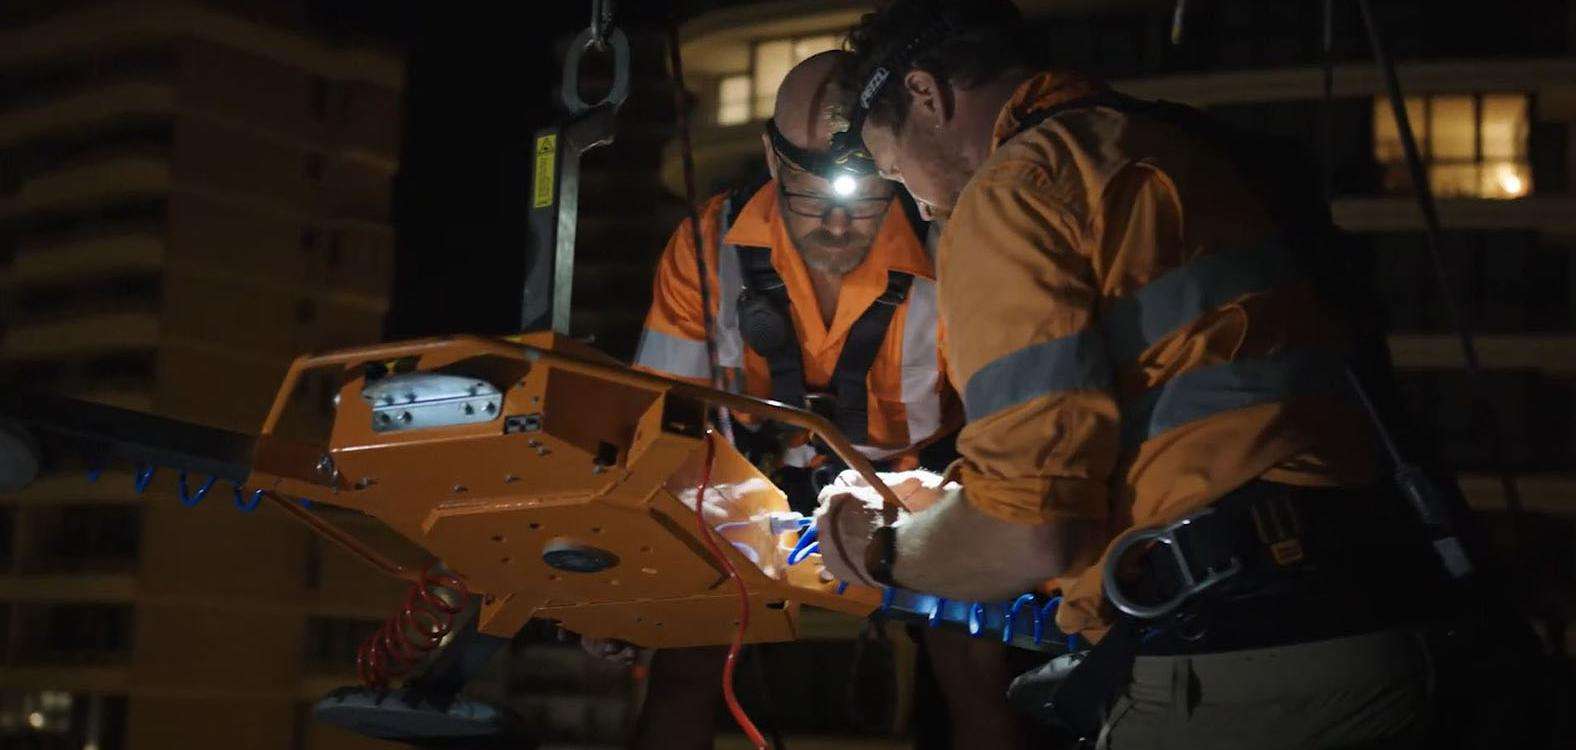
777, 184, 893, 220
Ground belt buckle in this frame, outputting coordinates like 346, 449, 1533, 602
1103, 507, 1244, 620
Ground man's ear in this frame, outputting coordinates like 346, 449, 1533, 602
761, 133, 779, 180
903, 70, 954, 125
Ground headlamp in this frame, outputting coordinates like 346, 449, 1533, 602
826, 15, 961, 179
765, 117, 878, 189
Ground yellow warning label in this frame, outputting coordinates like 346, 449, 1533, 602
532, 134, 557, 208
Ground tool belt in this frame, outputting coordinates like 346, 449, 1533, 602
1008, 479, 1453, 741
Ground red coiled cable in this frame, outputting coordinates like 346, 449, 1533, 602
692, 434, 769, 749
357, 563, 470, 689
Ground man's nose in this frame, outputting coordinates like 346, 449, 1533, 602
822, 206, 852, 234
917, 201, 935, 222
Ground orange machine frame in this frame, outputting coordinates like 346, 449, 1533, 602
244, 332, 896, 646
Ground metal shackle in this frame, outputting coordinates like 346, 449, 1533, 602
561, 26, 630, 115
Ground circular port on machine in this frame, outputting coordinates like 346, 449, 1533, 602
542, 538, 620, 573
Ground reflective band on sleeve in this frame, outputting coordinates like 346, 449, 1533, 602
715, 204, 746, 369
963, 329, 1113, 422
633, 328, 712, 380
1102, 238, 1302, 364
1118, 350, 1344, 447
900, 277, 943, 445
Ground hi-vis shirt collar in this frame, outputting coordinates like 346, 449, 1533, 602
721, 181, 934, 356
990, 70, 1110, 153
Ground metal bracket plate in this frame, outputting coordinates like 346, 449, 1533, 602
363, 374, 503, 433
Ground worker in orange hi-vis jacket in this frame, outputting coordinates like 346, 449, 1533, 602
584, 50, 1052, 750
811, 1, 1498, 748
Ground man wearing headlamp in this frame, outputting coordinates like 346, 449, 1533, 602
813, 0, 1459, 747
636, 52, 956, 487
615, 50, 1041, 749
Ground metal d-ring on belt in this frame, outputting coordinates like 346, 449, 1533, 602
1102, 506, 1244, 620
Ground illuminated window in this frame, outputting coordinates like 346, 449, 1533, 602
752, 39, 795, 120
0, 690, 126, 748
1373, 93, 1531, 199
717, 74, 752, 126
713, 33, 843, 125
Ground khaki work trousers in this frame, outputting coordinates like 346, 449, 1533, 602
1097, 628, 1434, 749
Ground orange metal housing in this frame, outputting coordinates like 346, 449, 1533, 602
246, 332, 882, 646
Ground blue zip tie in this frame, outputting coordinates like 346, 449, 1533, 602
786, 526, 819, 566
1033, 596, 1062, 646
134, 465, 155, 494
233, 485, 264, 513
967, 602, 987, 636
928, 597, 947, 627
836, 581, 849, 595
1002, 593, 1037, 644
178, 471, 218, 507
85, 466, 102, 483
880, 586, 896, 613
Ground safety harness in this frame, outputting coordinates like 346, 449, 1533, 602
726, 175, 927, 444
994, 90, 1450, 740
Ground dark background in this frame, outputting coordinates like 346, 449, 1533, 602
1, 1, 1573, 747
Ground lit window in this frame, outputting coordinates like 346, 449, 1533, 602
752, 39, 794, 120
714, 32, 846, 125
717, 74, 752, 126
0, 691, 125, 747
1373, 93, 1531, 199
792, 34, 841, 63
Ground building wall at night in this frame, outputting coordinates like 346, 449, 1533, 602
0, 2, 409, 748
667, 0, 1576, 656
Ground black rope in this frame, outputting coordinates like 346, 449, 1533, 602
1354, 0, 1525, 525
1320, 0, 1336, 200
665, 14, 721, 393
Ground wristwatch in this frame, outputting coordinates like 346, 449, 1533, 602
863, 524, 898, 588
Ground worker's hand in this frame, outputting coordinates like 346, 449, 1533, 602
823, 468, 958, 514
580, 636, 640, 666
812, 489, 893, 588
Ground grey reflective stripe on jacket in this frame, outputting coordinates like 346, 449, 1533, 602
963, 329, 1112, 423
1102, 237, 1303, 363
632, 195, 746, 387
1117, 350, 1345, 447
896, 277, 943, 455
960, 236, 1338, 442
632, 328, 711, 380
714, 194, 746, 373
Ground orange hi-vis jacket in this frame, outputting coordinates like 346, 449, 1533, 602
939, 71, 1377, 638
634, 180, 961, 460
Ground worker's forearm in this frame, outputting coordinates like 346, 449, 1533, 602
890, 488, 1097, 601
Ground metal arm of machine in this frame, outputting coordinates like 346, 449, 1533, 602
258, 335, 907, 512
520, 17, 630, 334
